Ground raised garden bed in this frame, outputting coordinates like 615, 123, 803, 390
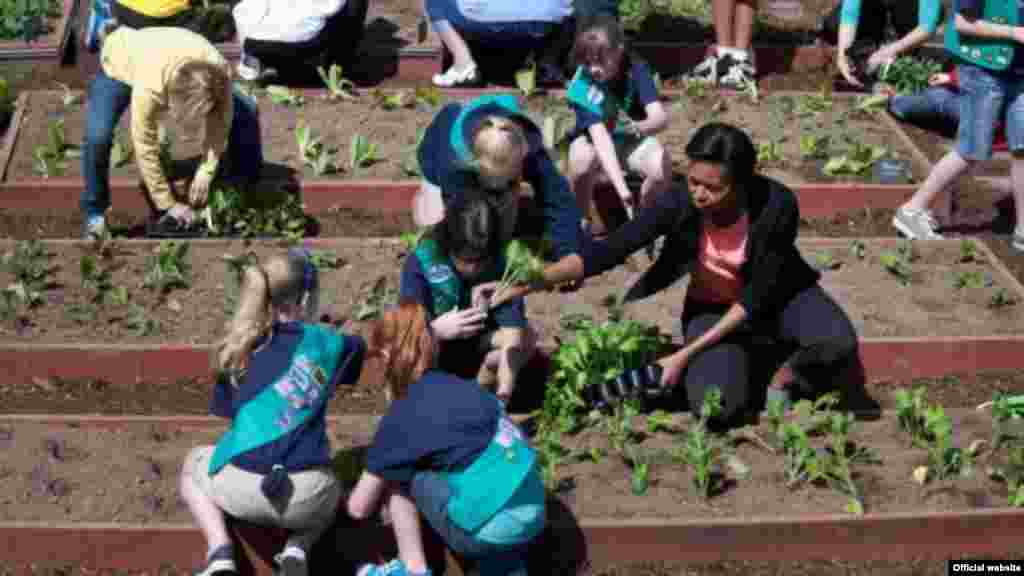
2, 89, 930, 186
0, 406, 1020, 523
1, 238, 1022, 345
0, 0, 77, 63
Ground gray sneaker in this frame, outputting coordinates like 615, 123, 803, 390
1013, 229, 1024, 252
892, 206, 943, 240
82, 214, 106, 240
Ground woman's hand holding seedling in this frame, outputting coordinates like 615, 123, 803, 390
189, 170, 214, 207
431, 306, 486, 340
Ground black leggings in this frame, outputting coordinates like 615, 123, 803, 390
243, 0, 368, 72
679, 284, 861, 427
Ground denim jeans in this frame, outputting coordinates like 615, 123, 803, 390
410, 472, 531, 576
888, 86, 960, 138
957, 64, 1024, 161
81, 70, 263, 218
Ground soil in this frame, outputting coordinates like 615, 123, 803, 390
5, 557, 1024, 576
5, 89, 930, 186
1, 238, 1022, 346
3, 367, 1024, 420
0, 408, 1018, 524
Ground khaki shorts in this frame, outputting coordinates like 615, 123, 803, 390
184, 446, 340, 538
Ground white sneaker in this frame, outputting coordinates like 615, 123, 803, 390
432, 63, 480, 87
684, 53, 719, 84
273, 547, 307, 576
1013, 228, 1024, 252
236, 54, 262, 82
892, 206, 943, 240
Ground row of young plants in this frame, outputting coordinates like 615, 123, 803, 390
529, 295, 1024, 513
813, 238, 1018, 309
0, 0, 59, 42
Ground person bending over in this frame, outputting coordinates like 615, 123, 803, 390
347, 301, 545, 576
478, 123, 872, 429
181, 248, 365, 576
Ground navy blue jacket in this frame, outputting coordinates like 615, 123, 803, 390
211, 323, 366, 474
365, 370, 499, 485
417, 97, 583, 260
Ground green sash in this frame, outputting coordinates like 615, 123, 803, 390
566, 66, 635, 135
445, 404, 537, 533
208, 324, 345, 475
946, 0, 1018, 71
414, 237, 467, 316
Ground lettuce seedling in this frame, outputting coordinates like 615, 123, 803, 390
352, 276, 396, 321
989, 288, 1018, 309
879, 250, 912, 286
349, 134, 379, 173
515, 61, 537, 98
1, 239, 50, 309
894, 387, 930, 447
414, 86, 443, 108
646, 409, 674, 434
952, 270, 986, 290
879, 56, 942, 95
959, 239, 980, 263
988, 445, 1024, 507
674, 389, 733, 499
985, 392, 1024, 450
55, 82, 81, 109
317, 64, 356, 101
296, 123, 338, 176
125, 303, 160, 336
33, 118, 78, 177
143, 241, 191, 294
849, 239, 867, 260
496, 240, 544, 297
266, 85, 304, 107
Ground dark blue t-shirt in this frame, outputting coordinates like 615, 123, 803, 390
416, 98, 583, 260
957, 0, 1024, 74
365, 370, 500, 484
568, 57, 660, 135
210, 322, 366, 474
398, 253, 528, 329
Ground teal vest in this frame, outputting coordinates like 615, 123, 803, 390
414, 238, 467, 315
946, 0, 1019, 71
413, 237, 505, 316
566, 66, 636, 135
208, 324, 345, 475
445, 404, 538, 533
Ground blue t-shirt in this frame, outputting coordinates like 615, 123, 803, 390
398, 253, 528, 329
365, 370, 500, 484
957, 0, 1024, 74
416, 97, 583, 261
567, 57, 660, 136
210, 323, 366, 473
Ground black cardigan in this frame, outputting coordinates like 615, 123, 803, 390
581, 175, 821, 319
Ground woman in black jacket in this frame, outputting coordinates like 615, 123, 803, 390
479, 122, 868, 428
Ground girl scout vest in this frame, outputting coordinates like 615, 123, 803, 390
945, 0, 1019, 71
444, 402, 538, 533
208, 324, 345, 475
566, 66, 636, 135
413, 238, 504, 316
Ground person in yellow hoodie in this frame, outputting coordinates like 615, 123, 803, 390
82, 26, 263, 239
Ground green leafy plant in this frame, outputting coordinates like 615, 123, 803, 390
78, 253, 121, 306
352, 276, 396, 321
495, 240, 544, 297
266, 85, 304, 107
879, 56, 943, 96
604, 399, 641, 459
0, 239, 51, 310
646, 409, 674, 434
0, 0, 58, 41
627, 444, 651, 496
373, 89, 410, 110
205, 185, 307, 241
895, 387, 930, 448
295, 123, 338, 176
854, 93, 889, 114
879, 244, 913, 286
916, 405, 978, 483
959, 239, 980, 263
515, 61, 537, 98
984, 392, 1024, 450
681, 77, 710, 99
821, 410, 881, 514
33, 118, 78, 177
349, 134, 379, 173
414, 86, 443, 108
545, 316, 665, 433
534, 425, 570, 490
791, 393, 841, 437
823, 134, 888, 177
849, 239, 867, 260
674, 389, 733, 499
125, 304, 160, 336
143, 241, 191, 294
799, 130, 829, 160
988, 445, 1024, 507
795, 90, 832, 116
952, 270, 986, 290
0, 76, 13, 119
757, 106, 786, 164
307, 249, 343, 270
989, 288, 1018, 309
398, 228, 427, 252
317, 64, 356, 101
814, 251, 841, 271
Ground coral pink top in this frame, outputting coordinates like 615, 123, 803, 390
688, 214, 750, 304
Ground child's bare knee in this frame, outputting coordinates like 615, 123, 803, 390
568, 139, 597, 176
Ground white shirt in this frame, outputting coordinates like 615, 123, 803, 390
233, 0, 347, 43
456, 0, 572, 23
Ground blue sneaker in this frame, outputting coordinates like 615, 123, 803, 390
83, 0, 112, 53
82, 214, 106, 240
356, 560, 432, 576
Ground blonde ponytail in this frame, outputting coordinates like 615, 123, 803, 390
471, 116, 528, 187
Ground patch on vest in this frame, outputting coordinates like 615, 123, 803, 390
496, 416, 525, 448
273, 355, 327, 412
426, 264, 455, 285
